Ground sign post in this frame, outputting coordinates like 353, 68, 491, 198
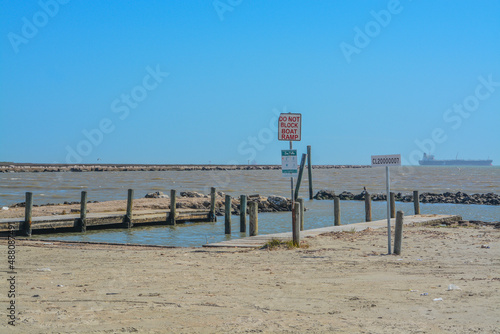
371, 154, 401, 254
279, 113, 302, 236
281, 149, 298, 200
279, 113, 302, 201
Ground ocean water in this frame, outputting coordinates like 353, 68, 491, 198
1, 166, 498, 246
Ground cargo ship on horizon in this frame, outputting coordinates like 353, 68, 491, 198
419, 153, 493, 166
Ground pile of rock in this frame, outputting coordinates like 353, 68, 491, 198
213, 194, 294, 216
144, 191, 169, 199
142, 191, 295, 216
179, 191, 206, 198
418, 192, 500, 205
313, 190, 500, 206
313, 190, 368, 201
313, 190, 336, 200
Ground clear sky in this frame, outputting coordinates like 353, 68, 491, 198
1, 0, 499, 165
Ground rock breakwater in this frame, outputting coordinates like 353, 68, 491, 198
0, 163, 370, 173
314, 190, 500, 206
174, 192, 296, 216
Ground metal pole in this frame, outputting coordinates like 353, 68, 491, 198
386, 166, 391, 254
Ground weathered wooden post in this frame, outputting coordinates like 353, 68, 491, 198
307, 145, 313, 200
293, 201, 301, 246
294, 153, 307, 200
365, 192, 372, 222
23, 192, 33, 236
240, 195, 247, 233
334, 196, 341, 226
413, 190, 420, 215
225, 195, 231, 234
79, 191, 87, 232
249, 201, 258, 236
125, 189, 134, 228
394, 210, 404, 255
168, 189, 176, 225
209, 187, 216, 222
297, 197, 305, 231
390, 192, 396, 218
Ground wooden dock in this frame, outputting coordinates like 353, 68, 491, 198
0, 208, 214, 235
1, 188, 218, 236
203, 214, 462, 248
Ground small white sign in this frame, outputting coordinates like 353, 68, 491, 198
278, 113, 301, 141
281, 150, 298, 177
371, 154, 401, 167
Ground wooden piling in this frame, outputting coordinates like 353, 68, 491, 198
79, 191, 87, 232
390, 192, 396, 218
334, 196, 341, 226
307, 145, 313, 200
293, 201, 301, 246
168, 189, 176, 225
294, 153, 307, 201
364, 192, 372, 222
209, 187, 217, 222
225, 195, 231, 234
297, 197, 305, 231
249, 201, 258, 236
240, 195, 247, 233
125, 189, 134, 228
23, 192, 33, 236
413, 190, 420, 215
394, 211, 404, 255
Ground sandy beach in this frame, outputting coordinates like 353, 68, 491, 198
1, 222, 499, 333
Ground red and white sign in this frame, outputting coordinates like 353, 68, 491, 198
278, 113, 301, 141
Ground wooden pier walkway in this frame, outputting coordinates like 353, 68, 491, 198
203, 214, 462, 248
0, 208, 214, 234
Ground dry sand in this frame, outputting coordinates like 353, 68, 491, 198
1, 223, 499, 333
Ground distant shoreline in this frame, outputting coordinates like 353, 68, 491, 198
0, 163, 371, 173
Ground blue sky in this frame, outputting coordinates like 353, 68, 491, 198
1, 0, 499, 165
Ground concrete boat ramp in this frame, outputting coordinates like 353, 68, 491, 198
203, 214, 462, 248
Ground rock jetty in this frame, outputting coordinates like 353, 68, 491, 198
314, 190, 500, 206
172, 192, 296, 216
0, 163, 370, 173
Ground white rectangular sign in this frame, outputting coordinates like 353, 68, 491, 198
371, 154, 401, 167
278, 113, 301, 141
281, 150, 298, 177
